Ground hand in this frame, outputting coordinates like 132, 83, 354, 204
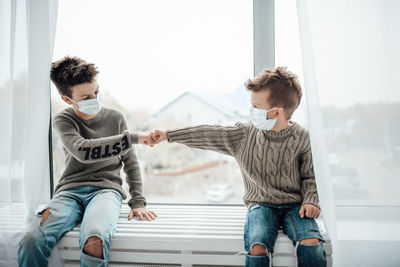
138, 132, 155, 147
150, 130, 168, 144
299, 204, 320, 219
128, 208, 158, 221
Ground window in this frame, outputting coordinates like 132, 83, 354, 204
51, 0, 253, 204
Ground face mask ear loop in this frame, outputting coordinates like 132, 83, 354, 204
265, 107, 282, 118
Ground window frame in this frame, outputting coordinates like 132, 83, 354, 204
48, 0, 276, 200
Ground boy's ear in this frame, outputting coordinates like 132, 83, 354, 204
275, 107, 284, 119
61, 95, 73, 105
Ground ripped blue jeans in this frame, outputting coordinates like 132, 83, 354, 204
244, 203, 327, 267
18, 186, 122, 267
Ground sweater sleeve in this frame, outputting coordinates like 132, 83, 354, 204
53, 114, 139, 164
167, 122, 248, 157
119, 117, 147, 209
299, 139, 320, 209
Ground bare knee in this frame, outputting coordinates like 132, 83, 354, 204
40, 208, 51, 226
300, 238, 320, 245
83, 236, 103, 259
249, 244, 268, 256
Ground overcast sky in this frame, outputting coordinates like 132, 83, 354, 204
52, 0, 399, 113
52, 0, 254, 112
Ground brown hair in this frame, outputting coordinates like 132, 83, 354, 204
246, 66, 302, 119
50, 56, 99, 97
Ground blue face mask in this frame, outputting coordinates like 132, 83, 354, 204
249, 107, 278, 130
69, 92, 102, 115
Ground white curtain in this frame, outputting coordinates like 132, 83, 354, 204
296, 0, 338, 263
297, 0, 400, 266
0, 0, 59, 266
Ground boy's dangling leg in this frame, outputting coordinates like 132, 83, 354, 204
244, 204, 280, 267
282, 205, 327, 267
18, 190, 83, 267
79, 188, 122, 267
296, 238, 327, 267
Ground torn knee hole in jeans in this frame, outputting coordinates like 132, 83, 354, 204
83, 236, 103, 249
249, 243, 269, 256
299, 238, 322, 246
82, 236, 105, 260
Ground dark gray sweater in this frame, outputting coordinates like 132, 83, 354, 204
167, 121, 320, 208
53, 107, 146, 209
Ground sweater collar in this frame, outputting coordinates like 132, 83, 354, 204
252, 120, 298, 139
67, 106, 106, 126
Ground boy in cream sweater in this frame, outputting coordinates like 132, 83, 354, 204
150, 67, 326, 267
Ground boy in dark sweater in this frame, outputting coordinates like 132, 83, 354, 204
18, 56, 157, 267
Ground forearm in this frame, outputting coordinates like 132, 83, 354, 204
301, 179, 320, 208
299, 146, 320, 208
59, 128, 138, 163
127, 181, 147, 209
167, 124, 246, 156
121, 150, 147, 209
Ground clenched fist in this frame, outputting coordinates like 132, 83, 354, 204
138, 132, 155, 146
150, 130, 168, 144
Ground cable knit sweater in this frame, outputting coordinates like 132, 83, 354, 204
167, 121, 320, 209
